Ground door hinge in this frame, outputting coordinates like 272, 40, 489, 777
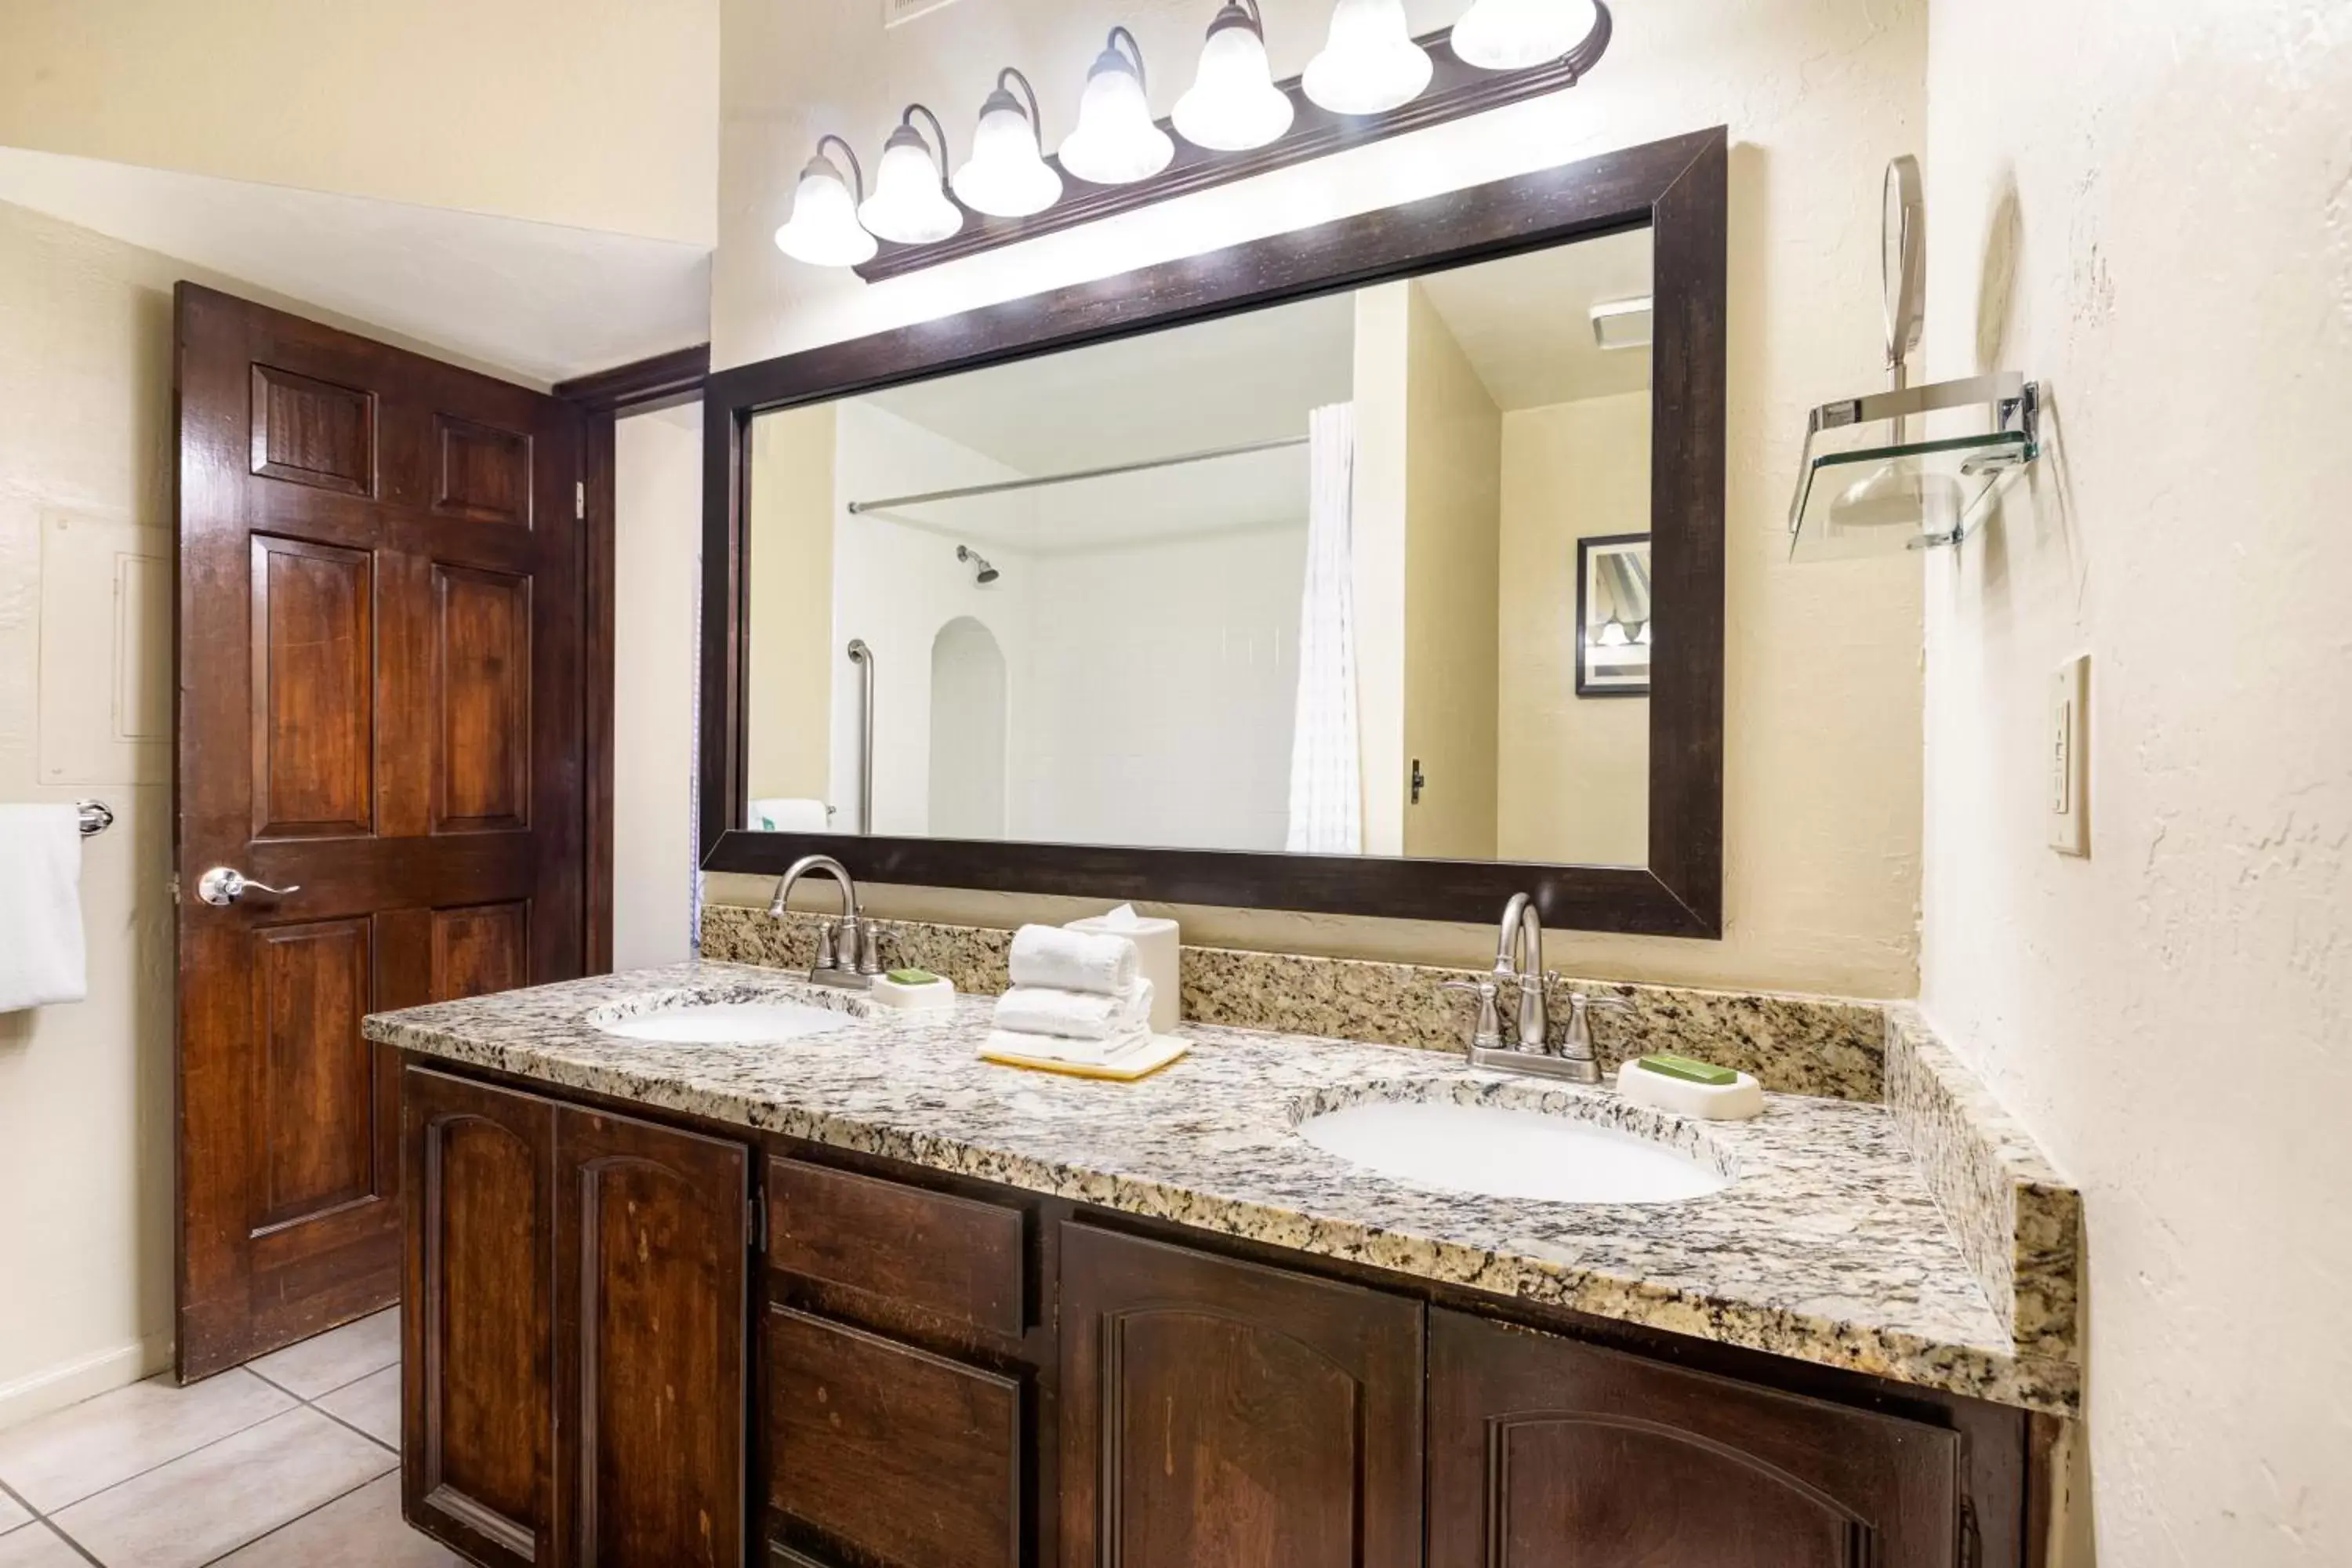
575, 481, 586, 521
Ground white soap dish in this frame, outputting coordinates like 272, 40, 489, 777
873, 971, 956, 1011
1614, 1056, 1764, 1120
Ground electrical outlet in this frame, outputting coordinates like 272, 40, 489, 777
2047, 654, 2089, 856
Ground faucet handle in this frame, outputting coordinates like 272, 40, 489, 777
1439, 979, 1504, 1055
854, 918, 884, 976
813, 920, 840, 972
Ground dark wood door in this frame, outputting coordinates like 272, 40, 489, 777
402, 1066, 557, 1568
1428, 1309, 1963, 1568
175, 284, 588, 1378
1058, 1225, 1423, 1568
553, 1105, 750, 1568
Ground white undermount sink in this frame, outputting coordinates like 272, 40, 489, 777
595, 999, 854, 1044
1296, 1099, 1729, 1203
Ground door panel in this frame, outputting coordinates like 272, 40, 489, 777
1058, 1225, 1422, 1568
177, 283, 589, 1378
403, 1066, 556, 1568
251, 919, 376, 1232
554, 1109, 747, 1568
1427, 1309, 1962, 1568
250, 535, 375, 837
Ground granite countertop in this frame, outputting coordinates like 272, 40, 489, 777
365, 961, 2073, 1415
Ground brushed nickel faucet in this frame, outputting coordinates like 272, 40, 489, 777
1434, 892, 1632, 1085
768, 854, 882, 989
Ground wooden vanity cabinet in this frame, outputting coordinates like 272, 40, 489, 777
1428, 1310, 1965, 1568
402, 1065, 750, 1568
1058, 1225, 1425, 1568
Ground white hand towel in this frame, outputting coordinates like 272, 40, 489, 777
1008, 924, 1137, 996
0, 805, 88, 1011
992, 979, 1152, 1042
984, 1024, 1152, 1067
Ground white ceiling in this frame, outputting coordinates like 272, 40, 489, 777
1416, 225, 1656, 411
0, 146, 711, 387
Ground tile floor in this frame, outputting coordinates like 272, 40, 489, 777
0, 1311, 459, 1567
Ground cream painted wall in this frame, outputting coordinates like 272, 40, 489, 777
746, 406, 838, 811
612, 405, 702, 971
1918, 2, 2352, 1562
713, 0, 1929, 995
1350, 284, 1411, 858
1399, 283, 1501, 861
1497, 392, 1651, 866
0, 0, 719, 245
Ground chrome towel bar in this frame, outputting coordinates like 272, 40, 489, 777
78, 800, 113, 837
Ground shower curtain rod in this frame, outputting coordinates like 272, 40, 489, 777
844, 434, 1309, 514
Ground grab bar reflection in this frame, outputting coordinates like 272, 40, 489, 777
847, 639, 874, 835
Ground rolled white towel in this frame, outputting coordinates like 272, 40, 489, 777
1008, 923, 1137, 996
993, 979, 1152, 1042
984, 1024, 1152, 1067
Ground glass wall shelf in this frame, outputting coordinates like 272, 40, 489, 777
1788, 372, 2039, 561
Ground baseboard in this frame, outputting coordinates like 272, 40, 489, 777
0, 1333, 172, 1433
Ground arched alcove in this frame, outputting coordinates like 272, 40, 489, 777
928, 615, 1007, 840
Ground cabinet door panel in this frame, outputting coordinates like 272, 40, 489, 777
554, 1108, 750, 1568
1428, 1308, 1962, 1568
401, 1066, 556, 1568
1059, 1225, 1421, 1568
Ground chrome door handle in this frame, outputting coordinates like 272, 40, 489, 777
196, 867, 301, 906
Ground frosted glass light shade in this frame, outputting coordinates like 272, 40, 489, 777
774, 152, 877, 267
1173, 5, 1294, 151
952, 89, 1064, 218
1303, 0, 1432, 116
1450, 0, 1599, 71
1060, 49, 1174, 185
858, 125, 963, 245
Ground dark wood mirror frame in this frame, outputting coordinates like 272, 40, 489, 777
699, 125, 1726, 935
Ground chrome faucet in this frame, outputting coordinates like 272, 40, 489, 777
768, 854, 881, 989
1493, 891, 1550, 1058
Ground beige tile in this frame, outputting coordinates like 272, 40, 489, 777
0, 1490, 30, 1535
0, 1523, 89, 1568
246, 1309, 401, 1399
314, 1366, 401, 1450
0, 1368, 295, 1513
52, 1406, 393, 1568
214, 1475, 461, 1568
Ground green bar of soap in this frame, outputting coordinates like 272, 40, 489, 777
886, 967, 938, 986
1637, 1053, 1737, 1087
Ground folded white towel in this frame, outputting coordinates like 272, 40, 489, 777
993, 979, 1153, 1042
1008, 923, 1137, 995
984, 1024, 1152, 1067
0, 804, 88, 1011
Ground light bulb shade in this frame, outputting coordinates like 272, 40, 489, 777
951, 87, 1064, 218
1449, 0, 1599, 71
1173, 6, 1294, 151
858, 125, 964, 245
774, 151, 877, 267
1303, 0, 1433, 115
1059, 49, 1174, 186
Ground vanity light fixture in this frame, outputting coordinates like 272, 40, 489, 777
1450, 0, 1601, 71
1173, 0, 1294, 152
1303, 0, 1433, 116
1060, 27, 1176, 186
859, 104, 964, 245
952, 67, 1064, 219
773, 135, 877, 267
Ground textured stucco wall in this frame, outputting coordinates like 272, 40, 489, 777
1919, 2, 2352, 1560
713, 0, 1931, 997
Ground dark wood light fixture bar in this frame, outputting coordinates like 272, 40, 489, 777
854, 5, 1613, 283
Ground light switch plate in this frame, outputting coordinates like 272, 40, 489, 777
2047, 653, 2089, 856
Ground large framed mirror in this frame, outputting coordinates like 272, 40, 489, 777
701, 127, 1724, 935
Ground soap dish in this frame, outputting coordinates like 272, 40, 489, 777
1614, 1057, 1764, 1120
873, 971, 956, 1011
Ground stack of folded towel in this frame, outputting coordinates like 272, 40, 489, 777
987, 924, 1155, 1068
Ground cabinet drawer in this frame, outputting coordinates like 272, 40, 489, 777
766, 1307, 1022, 1568
767, 1157, 1026, 1336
